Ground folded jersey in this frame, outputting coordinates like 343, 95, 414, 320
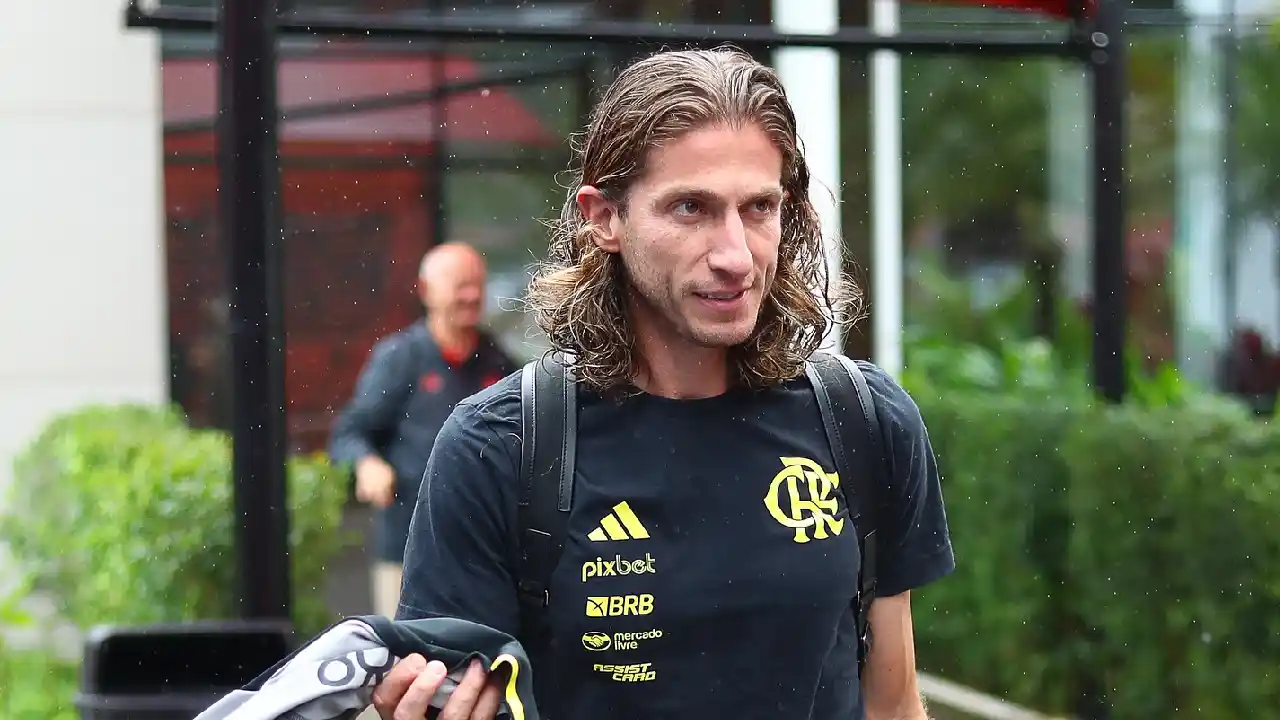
194, 615, 539, 720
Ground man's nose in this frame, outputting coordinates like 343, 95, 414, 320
706, 212, 753, 278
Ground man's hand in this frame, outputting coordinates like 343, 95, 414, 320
355, 456, 397, 508
372, 655, 504, 720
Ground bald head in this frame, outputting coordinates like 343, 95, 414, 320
418, 242, 487, 332
419, 242, 485, 282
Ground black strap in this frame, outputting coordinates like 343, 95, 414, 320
516, 355, 577, 631
805, 351, 885, 669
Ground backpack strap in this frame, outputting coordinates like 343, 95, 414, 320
515, 354, 577, 664
805, 351, 887, 670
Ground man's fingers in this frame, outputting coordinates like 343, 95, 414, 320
470, 664, 508, 720
393, 660, 449, 720
440, 660, 487, 720
370, 654, 426, 718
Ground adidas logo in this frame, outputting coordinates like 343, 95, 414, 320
587, 501, 650, 542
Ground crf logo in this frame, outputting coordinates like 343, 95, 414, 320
763, 456, 845, 544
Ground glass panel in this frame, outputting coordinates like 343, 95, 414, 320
888, 23, 1247, 396
897, 53, 1077, 388
161, 36, 589, 450
442, 40, 599, 362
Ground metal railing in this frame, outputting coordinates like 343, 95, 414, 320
920, 672, 1073, 720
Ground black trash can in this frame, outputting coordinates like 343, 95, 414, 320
74, 620, 294, 720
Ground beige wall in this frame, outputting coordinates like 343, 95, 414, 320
0, 1, 166, 565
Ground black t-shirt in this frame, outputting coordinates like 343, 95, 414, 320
398, 361, 955, 720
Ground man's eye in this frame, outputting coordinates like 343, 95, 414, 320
673, 200, 701, 216
749, 199, 777, 214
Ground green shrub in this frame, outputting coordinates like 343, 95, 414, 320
1062, 403, 1280, 716
0, 404, 355, 719
910, 388, 1280, 716
0, 578, 78, 719
910, 393, 1080, 712
0, 647, 78, 720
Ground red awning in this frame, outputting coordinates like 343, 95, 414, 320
163, 54, 555, 146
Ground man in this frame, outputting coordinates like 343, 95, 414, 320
329, 242, 518, 618
374, 47, 954, 719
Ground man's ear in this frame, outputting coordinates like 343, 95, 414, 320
576, 185, 622, 254
416, 276, 431, 307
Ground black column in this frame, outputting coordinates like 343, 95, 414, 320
217, 0, 292, 621
1089, 0, 1127, 404
1073, 8, 1125, 717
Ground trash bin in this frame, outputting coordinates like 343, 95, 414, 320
74, 620, 293, 720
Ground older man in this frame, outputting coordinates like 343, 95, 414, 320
329, 242, 518, 618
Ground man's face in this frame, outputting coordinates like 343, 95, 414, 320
586, 123, 784, 349
420, 250, 487, 331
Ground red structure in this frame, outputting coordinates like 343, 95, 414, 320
162, 52, 552, 450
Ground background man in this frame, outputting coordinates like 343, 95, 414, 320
329, 242, 518, 618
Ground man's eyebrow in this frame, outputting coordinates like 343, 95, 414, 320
653, 185, 785, 202
653, 186, 716, 202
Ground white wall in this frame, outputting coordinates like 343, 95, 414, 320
0, 3, 166, 508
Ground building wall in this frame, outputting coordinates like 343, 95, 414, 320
0, 3, 166, 507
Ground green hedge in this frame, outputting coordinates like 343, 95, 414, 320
911, 389, 1280, 716
0, 405, 354, 719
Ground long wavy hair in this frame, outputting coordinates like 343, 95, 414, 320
526, 46, 861, 394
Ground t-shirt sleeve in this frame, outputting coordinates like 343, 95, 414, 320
860, 363, 956, 598
395, 401, 521, 636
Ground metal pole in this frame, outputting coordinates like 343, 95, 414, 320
126, 4, 1085, 57
1089, 0, 1127, 404
217, 0, 292, 621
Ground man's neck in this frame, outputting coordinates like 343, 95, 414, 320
629, 311, 731, 400
427, 317, 477, 356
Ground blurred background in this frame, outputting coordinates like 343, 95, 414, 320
2, 0, 1280, 718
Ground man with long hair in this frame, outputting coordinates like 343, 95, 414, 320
374, 47, 953, 719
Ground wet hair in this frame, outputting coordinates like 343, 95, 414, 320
525, 45, 861, 394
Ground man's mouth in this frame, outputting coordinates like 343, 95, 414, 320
694, 290, 746, 301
